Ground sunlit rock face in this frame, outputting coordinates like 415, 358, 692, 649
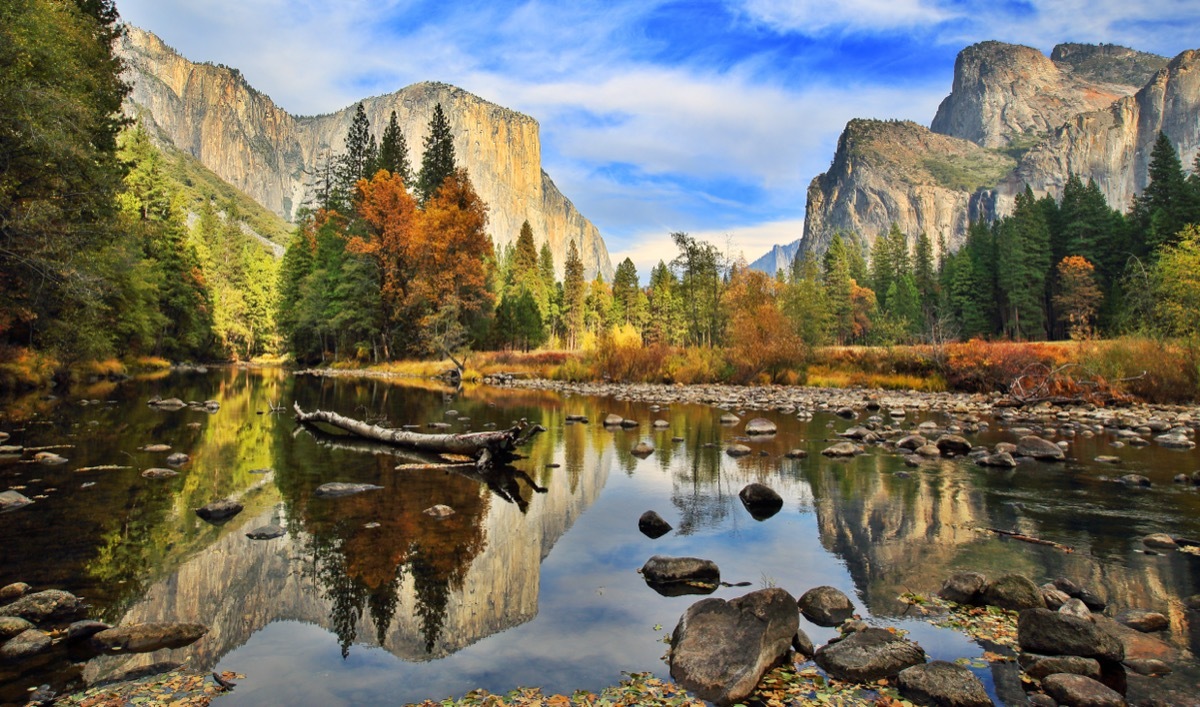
117, 26, 614, 281
801, 41, 1194, 260
84, 442, 615, 682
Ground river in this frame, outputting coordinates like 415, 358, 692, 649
1, 368, 1198, 705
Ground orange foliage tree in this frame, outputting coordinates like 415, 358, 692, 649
721, 265, 806, 382
1053, 255, 1100, 340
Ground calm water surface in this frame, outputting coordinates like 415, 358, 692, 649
2, 368, 1199, 705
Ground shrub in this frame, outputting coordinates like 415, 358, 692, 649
664, 346, 728, 384
1078, 337, 1200, 404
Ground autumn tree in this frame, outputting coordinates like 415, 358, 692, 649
351, 169, 419, 358
722, 264, 805, 382
1149, 225, 1200, 337
1053, 256, 1101, 340
416, 103, 456, 205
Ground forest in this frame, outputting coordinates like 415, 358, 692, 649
4, 0, 1200, 398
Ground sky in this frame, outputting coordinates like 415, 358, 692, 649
115, 0, 1200, 277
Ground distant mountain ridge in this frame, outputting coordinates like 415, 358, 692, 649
116, 25, 614, 280
747, 239, 802, 276
799, 40, 1195, 260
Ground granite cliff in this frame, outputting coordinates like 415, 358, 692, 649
803, 40, 1193, 260
117, 25, 613, 280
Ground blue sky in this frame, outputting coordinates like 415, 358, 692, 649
116, 0, 1200, 276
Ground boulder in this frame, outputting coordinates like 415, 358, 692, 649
620, 419, 639, 428
719, 413, 740, 425
194, 499, 243, 522
738, 483, 783, 520
314, 482, 383, 498
0, 582, 30, 601
638, 511, 672, 539
652, 419, 670, 429
91, 622, 207, 653
0, 628, 51, 663
784, 448, 808, 459
66, 620, 111, 642
915, 444, 942, 458
1018, 653, 1102, 680
1059, 598, 1092, 619
642, 556, 720, 588
976, 452, 1017, 468
725, 444, 752, 458
814, 627, 927, 682
744, 418, 777, 436
798, 585, 855, 627
669, 588, 799, 705
935, 435, 972, 456
938, 572, 987, 605
896, 661, 991, 707
895, 434, 928, 451
1018, 608, 1124, 662
245, 524, 286, 540
1041, 673, 1125, 707
165, 453, 189, 465
1016, 435, 1065, 461
1118, 474, 1150, 487
0, 616, 34, 641
631, 441, 655, 458
0, 589, 86, 623
835, 407, 857, 419
983, 574, 1044, 611
0, 490, 34, 513
1041, 586, 1071, 610
603, 414, 624, 427
1123, 658, 1171, 676
792, 628, 815, 659
1114, 609, 1167, 633
821, 442, 861, 457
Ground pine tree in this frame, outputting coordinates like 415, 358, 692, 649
1134, 132, 1193, 254
997, 187, 1051, 339
377, 110, 412, 187
822, 234, 856, 344
340, 102, 377, 196
416, 103, 456, 205
562, 239, 586, 348
611, 258, 641, 326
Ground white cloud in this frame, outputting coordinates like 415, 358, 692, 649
738, 0, 952, 34
612, 218, 806, 284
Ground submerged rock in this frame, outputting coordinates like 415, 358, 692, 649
897, 661, 991, 707
423, 504, 455, 518
725, 444, 752, 458
738, 483, 783, 520
246, 524, 286, 540
821, 442, 862, 457
141, 468, 178, 479
631, 441, 655, 458
744, 418, 777, 436
314, 482, 383, 498
91, 622, 208, 653
194, 499, 243, 522
0, 490, 34, 513
669, 588, 798, 705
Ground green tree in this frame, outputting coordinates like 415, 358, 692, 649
611, 257, 642, 327
646, 261, 685, 346
671, 232, 725, 346
340, 103, 377, 194
1150, 225, 1200, 337
997, 187, 1051, 339
562, 240, 586, 348
822, 234, 856, 344
0, 0, 129, 352
1132, 132, 1196, 255
416, 103, 456, 205
377, 110, 412, 187
784, 250, 830, 346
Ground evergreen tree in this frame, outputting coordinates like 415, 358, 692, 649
997, 187, 1052, 339
377, 110, 412, 187
1133, 132, 1195, 254
416, 103, 456, 205
562, 240, 586, 348
822, 234, 856, 344
913, 232, 938, 328
783, 251, 830, 346
670, 232, 725, 346
340, 102, 377, 197
611, 257, 642, 327
538, 242, 561, 340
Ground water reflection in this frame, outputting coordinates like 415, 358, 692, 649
2, 371, 1200, 704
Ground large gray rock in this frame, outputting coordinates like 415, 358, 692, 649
798, 585, 855, 626
0, 589, 86, 623
0, 628, 51, 663
814, 627, 927, 682
669, 588, 799, 705
738, 483, 783, 520
0, 490, 34, 513
313, 482, 383, 498
1018, 608, 1124, 662
1016, 435, 1065, 460
976, 451, 1017, 468
91, 622, 208, 653
1041, 673, 1126, 707
642, 556, 720, 587
896, 661, 991, 707
983, 574, 1044, 611
939, 572, 987, 605
895, 434, 928, 451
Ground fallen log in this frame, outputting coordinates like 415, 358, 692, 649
977, 526, 1074, 553
293, 402, 543, 468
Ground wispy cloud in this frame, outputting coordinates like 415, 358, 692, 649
116, 0, 1200, 268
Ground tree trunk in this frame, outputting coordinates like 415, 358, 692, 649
293, 402, 543, 467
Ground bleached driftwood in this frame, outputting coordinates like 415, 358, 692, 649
293, 402, 543, 468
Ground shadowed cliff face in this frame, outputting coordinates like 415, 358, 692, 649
117, 26, 613, 281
